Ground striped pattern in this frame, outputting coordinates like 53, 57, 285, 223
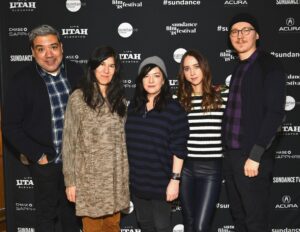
187, 90, 228, 158
125, 99, 189, 200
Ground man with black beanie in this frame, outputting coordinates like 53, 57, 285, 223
222, 13, 286, 231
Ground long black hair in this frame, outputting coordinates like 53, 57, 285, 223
81, 46, 126, 117
132, 63, 171, 112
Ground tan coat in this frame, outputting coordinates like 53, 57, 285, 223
62, 89, 130, 217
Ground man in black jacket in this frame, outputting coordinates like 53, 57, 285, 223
2, 25, 82, 231
222, 13, 286, 232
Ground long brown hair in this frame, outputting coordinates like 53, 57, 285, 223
177, 50, 222, 112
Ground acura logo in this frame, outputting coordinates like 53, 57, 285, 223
282, 195, 291, 204
286, 17, 295, 26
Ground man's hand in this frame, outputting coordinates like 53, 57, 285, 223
244, 158, 260, 177
166, 179, 180, 202
38, 154, 48, 165
66, 186, 76, 202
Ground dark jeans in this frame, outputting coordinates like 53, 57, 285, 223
223, 150, 274, 232
132, 195, 172, 232
29, 162, 80, 232
180, 158, 222, 232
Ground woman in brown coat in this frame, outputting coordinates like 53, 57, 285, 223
62, 46, 129, 232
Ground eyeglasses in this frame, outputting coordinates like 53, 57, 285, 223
230, 27, 255, 37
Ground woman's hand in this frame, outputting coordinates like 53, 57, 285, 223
66, 186, 76, 203
166, 179, 180, 202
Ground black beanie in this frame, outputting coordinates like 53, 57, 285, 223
229, 13, 260, 35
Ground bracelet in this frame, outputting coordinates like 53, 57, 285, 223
171, 172, 181, 181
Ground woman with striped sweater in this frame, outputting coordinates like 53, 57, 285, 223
177, 50, 228, 232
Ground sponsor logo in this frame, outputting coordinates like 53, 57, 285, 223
15, 202, 35, 211
270, 51, 300, 58
285, 95, 296, 111
122, 79, 136, 89
272, 228, 300, 232
163, 0, 201, 6
118, 22, 137, 38
276, 0, 300, 4
66, 0, 86, 12
287, 74, 300, 86
121, 201, 134, 214
220, 49, 236, 62
112, 0, 143, 9
8, 27, 28, 37
119, 51, 141, 63
17, 228, 35, 232
280, 123, 300, 136
216, 203, 230, 209
9, 1, 37, 12
224, 0, 248, 6
121, 227, 141, 232
171, 200, 182, 212
10, 55, 32, 62
16, 177, 34, 189
217, 25, 228, 32
173, 48, 187, 63
65, 54, 88, 64
279, 17, 300, 33
217, 225, 235, 232
273, 176, 300, 183
275, 150, 300, 159
173, 224, 184, 232
61, 26, 88, 39
166, 22, 198, 35
225, 74, 231, 87
275, 195, 299, 209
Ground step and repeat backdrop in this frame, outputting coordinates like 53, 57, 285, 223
1, 0, 300, 231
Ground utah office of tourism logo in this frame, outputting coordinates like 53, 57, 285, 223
17, 228, 35, 232
275, 195, 299, 209
9, 1, 37, 12
61, 26, 88, 39
279, 17, 300, 33
16, 177, 34, 189
280, 123, 300, 136
112, 0, 142, 9
166, 22, 198, 36
119, 51, 141, 63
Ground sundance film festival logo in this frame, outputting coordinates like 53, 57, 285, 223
112, 0, 142, 9
273, 176, 300, 183
217, 225, 235, 232
10, 54, 32, 62
216, 203, 230, 209
118, 22, 137, 38
276, 0, 300, 4
65, 54, 88, 64
272, 228, 300, 232
9, 1, 36, 12
217, 25, 228, 32
220, 49, 236, 62
16, 177, 34, 189
270, 51, 300, 58
280, 123, 300, 136
287, 74, 300, 86
166, 22, 198, 35
17, 228, 35, 232
8, 27, 28, 37
119, 50, 141, 63
61, 26, 88, 39
16, 202, 35, 211
279, 17, 300, 33
162, 0, 201, 6
224, 0, 248, 6
275, 195, 299, 209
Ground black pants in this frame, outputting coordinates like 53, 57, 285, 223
29, 162, 80, 232
180, 158, 222, 232
132, 195, 172, 232
223, 150, 273, 232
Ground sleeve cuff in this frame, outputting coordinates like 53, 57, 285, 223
249, 144, 265, 163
